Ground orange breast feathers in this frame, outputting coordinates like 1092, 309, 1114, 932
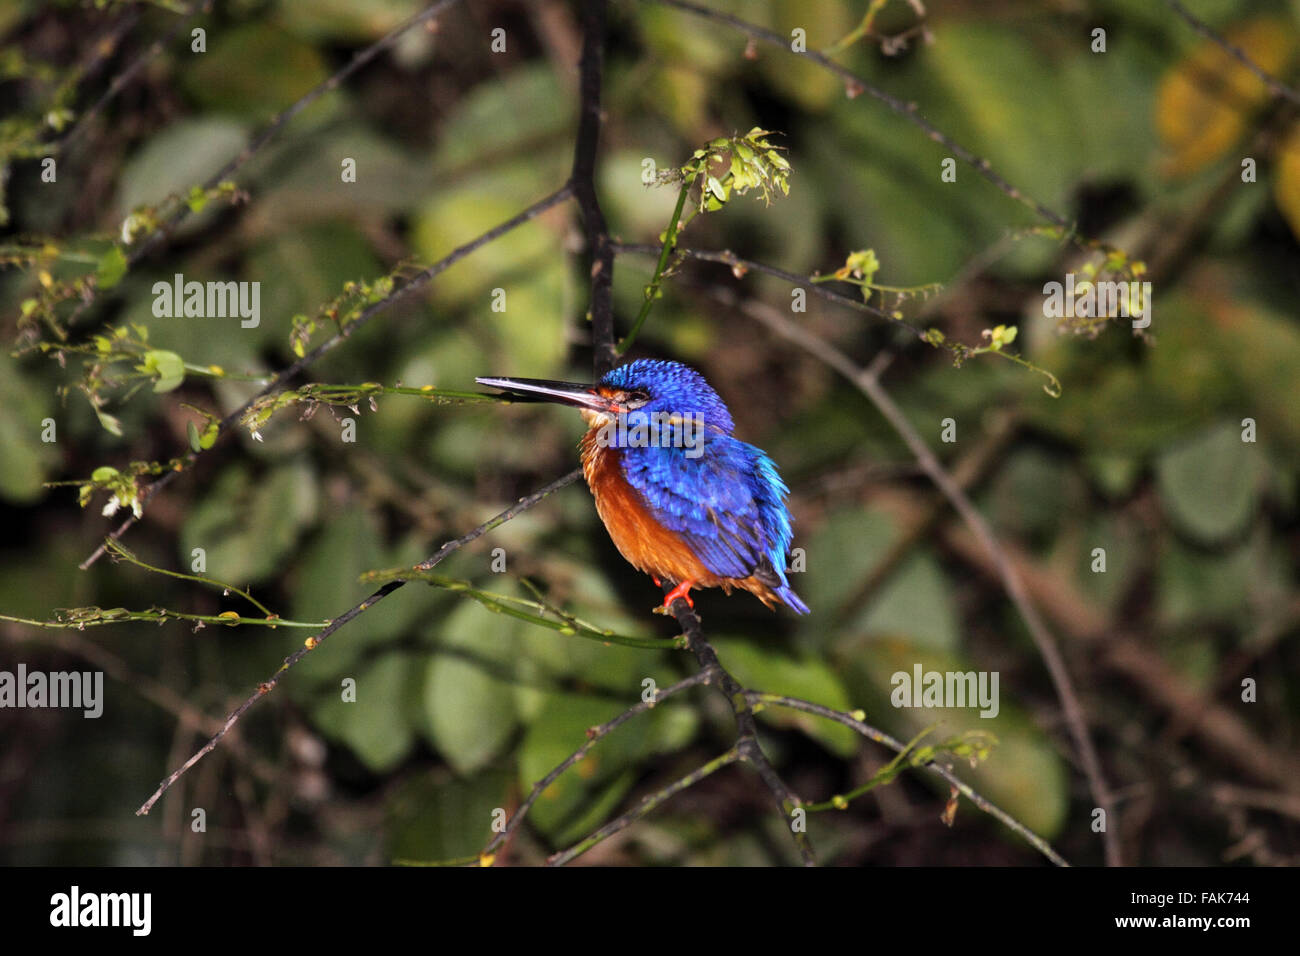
580, 431, 721, 587
578, 430, 787, 609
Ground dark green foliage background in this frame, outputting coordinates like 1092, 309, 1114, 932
0, 0, 1296, 865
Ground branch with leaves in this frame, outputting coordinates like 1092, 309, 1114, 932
134, 467, 583, 816
15, 0, 465, 340
614, 242, 1063, 394
647, 0, 1151, 286
619, 127, 789, 354
73, 184, 572, 569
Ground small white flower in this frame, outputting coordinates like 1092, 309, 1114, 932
102, 497, 120, 517
120, 214, 138, 245
251, 429, 264, 442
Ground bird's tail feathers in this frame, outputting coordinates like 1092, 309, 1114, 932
748, 555, 810, 615
774, 583, 810, 615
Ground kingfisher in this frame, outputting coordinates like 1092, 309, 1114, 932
477, 359, 809, 615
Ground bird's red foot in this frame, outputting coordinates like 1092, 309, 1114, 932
662, 581, 694, 609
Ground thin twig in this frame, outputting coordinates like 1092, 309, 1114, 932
612, 240, 924, 338
616, 181, 689, 354
82, 184, 573, 569
0, 610, 321, 630
481, 668, 716, 864
135, 468, 582, 815
49, 2, 211, 156
364, 568, 678, 650
547, 747, 740, 864
56, 0, 464, 334
103, 537, 274, 617
754, 695, 1069, 866
1161, 0, 1300, 107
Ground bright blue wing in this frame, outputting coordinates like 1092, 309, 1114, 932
618, 433, 794, 584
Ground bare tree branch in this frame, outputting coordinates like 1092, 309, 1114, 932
668, 599, 817, 866
571, 0, 617, 376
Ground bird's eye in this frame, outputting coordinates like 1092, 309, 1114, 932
624, 389, 651, 408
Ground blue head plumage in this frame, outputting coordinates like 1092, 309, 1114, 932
598, 359, 735, 434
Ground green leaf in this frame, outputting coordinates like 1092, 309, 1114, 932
311, 651, 416, 773
549, 772, 637, 849
412, 163, 567, 319
277, 0, 424, 42
181, 24, 329, 120
413, 162, 570, 379
795, 506, 959, 653
243, 220, 382, 357
92, 406, 123, 437
433, 63, 573, 173
0, 351, 57, 502
989, 448, 1076, 542
386, 769, 512, 864
287, 507, 421, 687
1156, 421, 1262, 545
420, 600, 519, 775
180, 462, 319, 586
144, 349, 185, 393
95, 246, 128, 290
516, 693, 639, 840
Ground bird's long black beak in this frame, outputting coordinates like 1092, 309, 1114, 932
475, 376, 617, 412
